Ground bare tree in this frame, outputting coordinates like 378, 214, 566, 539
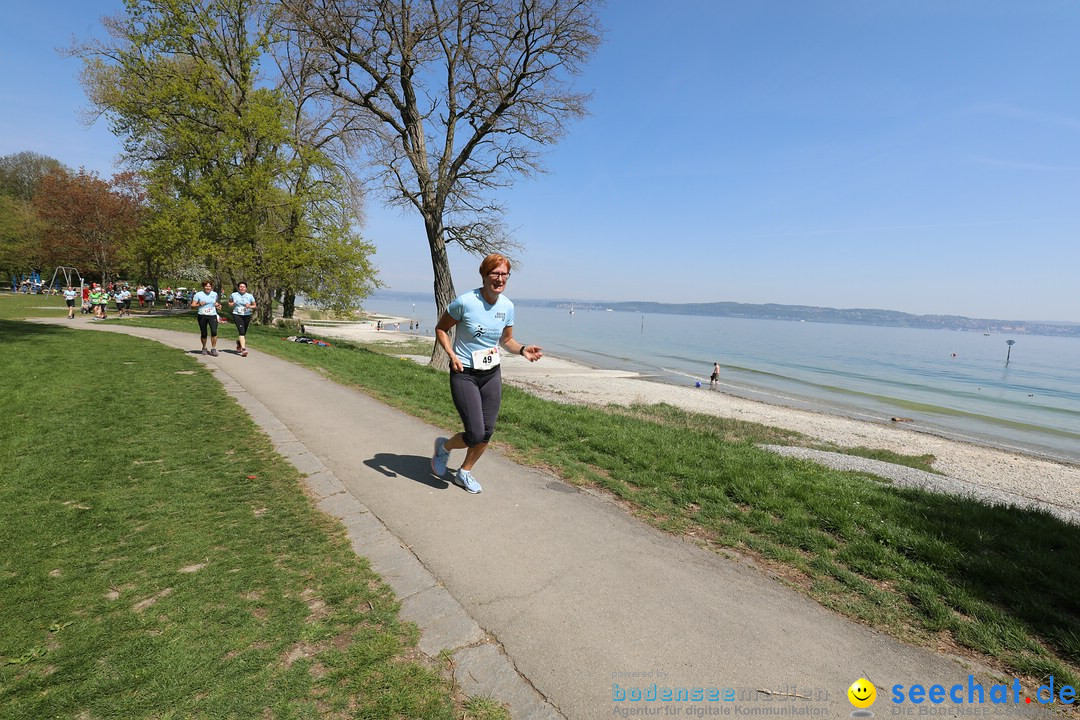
278, 0, 602, 364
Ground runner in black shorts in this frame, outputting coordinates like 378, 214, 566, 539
190, 280, 222, 356
228, 281, 257, 357
63, 286, 77, 319
430, 253, 543, 494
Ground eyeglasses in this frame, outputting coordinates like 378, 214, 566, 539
488, 272, 510, 279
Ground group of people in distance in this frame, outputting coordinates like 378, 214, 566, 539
61, 279, 257, 360
67, 283, 134, 319
63, 282, 162, 319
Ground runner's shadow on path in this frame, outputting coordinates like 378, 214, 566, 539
364, 453, 449, 490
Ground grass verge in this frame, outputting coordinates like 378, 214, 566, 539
20, 296, 1080, 690
0, 309, 508, 719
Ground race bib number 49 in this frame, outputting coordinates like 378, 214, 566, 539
471, 347, 501, 369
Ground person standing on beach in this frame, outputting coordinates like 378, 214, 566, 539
190, 280, 222, 356
228, 282, 256, 357
431, 253, 543, 494
710, 362, 721, 390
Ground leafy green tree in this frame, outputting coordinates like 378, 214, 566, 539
0, 152, 66, 201
0, 151, 66, 285
271, 158, 380, 316
0, 195, 45, 285
110, 170, 185, 290
132, 178, 204, 287
76, 0, 378, 324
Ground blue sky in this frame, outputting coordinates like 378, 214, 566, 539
3, 1, 1078, 321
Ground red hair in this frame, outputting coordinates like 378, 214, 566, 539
479, 253, 512, 276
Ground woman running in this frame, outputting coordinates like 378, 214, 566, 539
228, 282, 256, 357
190, 280, 222, 356
63, 285, 77, 319
431, 254, 542, 494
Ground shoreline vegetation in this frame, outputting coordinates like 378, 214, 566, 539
8, 295, 1080, 702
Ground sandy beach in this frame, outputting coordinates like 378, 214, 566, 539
306, 318, 1080, 523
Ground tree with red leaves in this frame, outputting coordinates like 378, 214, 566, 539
33, 169, 142, 284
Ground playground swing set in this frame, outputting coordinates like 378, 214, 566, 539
10, 266, 84, 295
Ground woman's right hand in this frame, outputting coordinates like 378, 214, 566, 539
449, 356, 464, 373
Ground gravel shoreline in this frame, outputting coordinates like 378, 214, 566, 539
760, 445, 1080, 525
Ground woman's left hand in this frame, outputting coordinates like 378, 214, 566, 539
521, 345, 543, 362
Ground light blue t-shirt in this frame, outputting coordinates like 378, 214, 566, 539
230, 292, 255, 315
193, 290, 218, 316
447, 289, 515, 368
63, 289, 77, 301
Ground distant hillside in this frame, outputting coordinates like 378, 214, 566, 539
369, 290, 1078, 338
530, 300, 1080, 338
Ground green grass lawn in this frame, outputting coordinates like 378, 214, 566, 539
0, 297, 507, 719
11, 294, 1080, 693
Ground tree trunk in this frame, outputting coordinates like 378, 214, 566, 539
281, 203, 302, 322
144, 258, 157, 296
427, 213, 456, 369
255, 283, 274, 325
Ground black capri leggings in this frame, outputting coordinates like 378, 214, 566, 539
197, 314, 219, 339
449, 365, 503, 447
233, 314, 252, 336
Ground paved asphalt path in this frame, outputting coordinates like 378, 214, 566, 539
38, 318, 1025, 719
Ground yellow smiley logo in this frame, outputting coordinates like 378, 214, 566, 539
848, 678, 877, 709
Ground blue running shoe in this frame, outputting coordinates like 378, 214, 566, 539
431, 437, 450, 476
453, 468, 482, 494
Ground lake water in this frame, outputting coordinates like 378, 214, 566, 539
363, 292, 1080, 463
